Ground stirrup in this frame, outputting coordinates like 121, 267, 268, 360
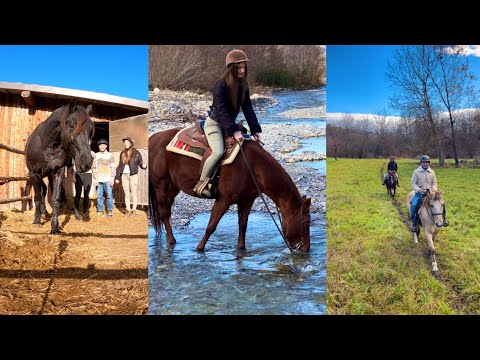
194, 178, 211, 197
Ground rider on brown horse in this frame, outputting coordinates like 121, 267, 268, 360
410, 155, 449, 232
382, 156, 400, 186
193, 49, 263, 197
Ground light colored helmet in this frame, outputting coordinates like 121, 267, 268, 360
226, 49, 249, 68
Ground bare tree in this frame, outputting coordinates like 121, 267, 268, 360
386, 46, 446, 165
430, 45, 476, 166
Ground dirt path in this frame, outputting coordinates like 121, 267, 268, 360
383, 164, 467, 313
0, 207, 148, 315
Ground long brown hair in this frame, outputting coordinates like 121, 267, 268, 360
223, 62, 247, 112
121, 147, 134, 164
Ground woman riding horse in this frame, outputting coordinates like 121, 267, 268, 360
193, 49, 262, 197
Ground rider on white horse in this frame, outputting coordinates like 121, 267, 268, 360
410, 155, 449, 232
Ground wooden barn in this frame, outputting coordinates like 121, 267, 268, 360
0, 82, 149, 211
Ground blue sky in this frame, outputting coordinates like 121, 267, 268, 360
327, 45, 480, 116
0, 45, 148, 101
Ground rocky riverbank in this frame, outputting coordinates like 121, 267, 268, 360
148, 89, 326, 227
280, 106, 326, 119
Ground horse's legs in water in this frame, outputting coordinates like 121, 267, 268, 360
30, 173, 44, 225
155, 180, 179, 245
50, 169, 65, 234
425, 227, 438, 272
237, 197, 255, 250
196, 199, 230, 251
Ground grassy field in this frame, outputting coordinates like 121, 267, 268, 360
326, 158, 480, 314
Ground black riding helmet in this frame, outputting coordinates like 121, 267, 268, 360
98, 139, 108, 146
420, 155, 430, 162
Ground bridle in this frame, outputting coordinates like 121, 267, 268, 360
237, 139, 309, 252
424, 191, 444, 227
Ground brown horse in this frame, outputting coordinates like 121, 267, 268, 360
149, 127, 311, 252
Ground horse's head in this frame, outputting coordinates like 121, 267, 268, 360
283, 195, 311, 252
427, 191, 444, 228
60, 100, 95, 173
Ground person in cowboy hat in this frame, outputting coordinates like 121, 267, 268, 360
193, 49, 263, 197
92, 138, 116, 217
382, 155, 400, 187
410, 154, 449, 232
115, 136, 147, 217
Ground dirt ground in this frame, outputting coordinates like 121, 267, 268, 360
0, 206, 148, 315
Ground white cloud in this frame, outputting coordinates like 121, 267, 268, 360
444, 45, 480, 57
327, 112, 401, 122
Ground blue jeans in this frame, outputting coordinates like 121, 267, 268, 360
411, 192, 425, 226
97, 182, 113, 212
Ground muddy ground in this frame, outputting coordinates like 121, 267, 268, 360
0, 206, 148, 315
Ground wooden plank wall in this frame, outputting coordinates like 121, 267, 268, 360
0, 93, 147, 210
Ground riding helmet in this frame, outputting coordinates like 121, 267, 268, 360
226, 49, 249, 68
420, 155, 430, 162
98, 139, 108, 146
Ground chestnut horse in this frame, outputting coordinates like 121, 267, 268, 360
407, 190, 445, 272
25, 101, 94, 234
149, 127, 311, 252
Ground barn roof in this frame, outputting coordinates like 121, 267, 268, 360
0, 81, 148, 112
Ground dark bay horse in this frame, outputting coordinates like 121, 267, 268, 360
25, 101, 94, 233
149, 127, 311, 252
385, 172, 397, 197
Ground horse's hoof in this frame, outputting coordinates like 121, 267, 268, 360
50, 228, 61, 235
196, 246, 205, 252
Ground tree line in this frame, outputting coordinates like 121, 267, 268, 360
327, 110, 480, 162
149, 45, 326, 91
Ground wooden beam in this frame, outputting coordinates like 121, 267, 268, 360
0, 143, 25, 155
0, 195, 31, 205
21, 90, 35, 107
0, 176, 29, 183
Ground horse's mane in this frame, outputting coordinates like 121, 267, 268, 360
58, 105, 93, 146
425, 191, 443, 207
247, 141, 303, 205
430, 191, 443, 201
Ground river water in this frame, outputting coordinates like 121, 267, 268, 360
148, 87, 326, 315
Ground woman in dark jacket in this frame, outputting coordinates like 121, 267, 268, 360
382, 156, 400, 186
114, 137, 147, 217
193, 49, 263, 197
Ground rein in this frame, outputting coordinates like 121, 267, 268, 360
236, 139, 299, 252
423, 192, 444, 226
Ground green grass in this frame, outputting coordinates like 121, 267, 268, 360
327, 158, 480, 314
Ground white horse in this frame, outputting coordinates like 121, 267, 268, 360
407, 190, 445, 273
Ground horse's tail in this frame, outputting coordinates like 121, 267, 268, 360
148, 178, 163, 233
